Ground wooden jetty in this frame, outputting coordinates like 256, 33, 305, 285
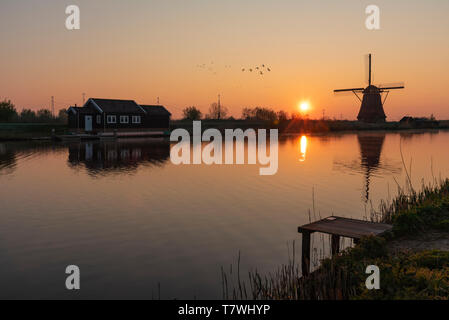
298, 216, 393, 276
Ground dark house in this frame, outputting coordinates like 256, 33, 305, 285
400, 116, 439, 128
67, 98, 171, 133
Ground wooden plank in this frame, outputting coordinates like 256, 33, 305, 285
298, 216, 392, 239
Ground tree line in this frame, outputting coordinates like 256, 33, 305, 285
182, 103, 300, 121
0, 100, 67, 123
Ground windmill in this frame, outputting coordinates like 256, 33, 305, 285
334, 54, 404, 123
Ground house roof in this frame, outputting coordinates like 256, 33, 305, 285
88, 98, 146, 114
140, 105, 172, 116
68, 99, 171, 116
67, 106, 95, 114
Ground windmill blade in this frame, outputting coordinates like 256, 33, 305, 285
381, 86, 405, 90
333, 90, 357, 97
364, 54, 372, 85
334, 88, 364, 93
377, 82, 405, 90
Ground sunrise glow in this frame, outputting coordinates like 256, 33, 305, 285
299, 102, 311, 113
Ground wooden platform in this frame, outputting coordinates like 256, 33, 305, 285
298, 216, 392, 239
298, 216, 392, 276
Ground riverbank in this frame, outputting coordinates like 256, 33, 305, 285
1, 120, 448, 141
171, 119, 448, 134
0, 123, 67, 141
224, 180, 449, 300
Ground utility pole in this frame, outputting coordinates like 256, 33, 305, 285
51, 96, 55, 117
217, 94, 221, 120
157, 97, 160, 105
322, 109, 325, 120
82, 93, 86, 104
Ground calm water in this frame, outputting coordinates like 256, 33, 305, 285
1, 130, 449, 299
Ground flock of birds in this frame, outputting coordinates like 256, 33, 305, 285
196, 62, 272, 76
241, 64, 271, 76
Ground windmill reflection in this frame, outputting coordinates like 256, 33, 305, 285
334, 133, 401, 203
68, 138, 170, 175
358, 133, 385, 203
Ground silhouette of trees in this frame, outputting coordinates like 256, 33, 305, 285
20, 109, 37, 122
36, 109, 53, 122
58, 108, 68, 123
277, 110, 289, 121
0, 100, 18, 122
1, 100, 67, 123
207, 102, 228, 120
182, 106, 202, 120
241, 107, 278, 121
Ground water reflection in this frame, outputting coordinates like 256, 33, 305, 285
334, 133, 401, 203
0, 143, 17, 174
358, 133, 386, 203
299, 136, 307, 162
68, 138, 170, 176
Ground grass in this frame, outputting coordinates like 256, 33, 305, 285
222, 179, 449, 300
0, 123, 67, 140
171, 119, 448, 135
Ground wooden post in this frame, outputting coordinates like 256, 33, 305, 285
301, 231, 311, 276
331, 235, 340, 255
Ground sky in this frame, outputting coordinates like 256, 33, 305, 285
0, 0, 448, 120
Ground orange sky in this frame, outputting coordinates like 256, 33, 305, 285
1, 0, 448, 120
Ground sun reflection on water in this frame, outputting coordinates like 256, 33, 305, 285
299, 135, 307, 162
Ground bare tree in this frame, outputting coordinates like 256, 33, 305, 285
208, 102, 228, 120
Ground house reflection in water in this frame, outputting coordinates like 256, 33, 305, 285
68, 138, 170, 175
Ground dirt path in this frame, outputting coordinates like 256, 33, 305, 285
388, 231, 449, 252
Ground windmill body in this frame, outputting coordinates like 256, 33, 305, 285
334, 54, 404, 123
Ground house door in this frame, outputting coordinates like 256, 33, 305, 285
85, 116, 93, 132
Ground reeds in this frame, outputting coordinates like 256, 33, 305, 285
222, 176, 449, 300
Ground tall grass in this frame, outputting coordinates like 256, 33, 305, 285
222, 177, 449, 300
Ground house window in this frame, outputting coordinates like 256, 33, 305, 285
107, 115, 116, 124
120, 115, 129, 124
96, 115, 102, 124
132, 116, 141, 124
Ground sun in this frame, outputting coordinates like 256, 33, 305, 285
299, 101, 310, 113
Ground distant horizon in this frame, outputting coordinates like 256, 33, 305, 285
1, 0, 448, 120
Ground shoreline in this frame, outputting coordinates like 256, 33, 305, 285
1, 120, 448, 142
223, 180, 449, 300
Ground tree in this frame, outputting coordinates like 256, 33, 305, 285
36, 109, 53, 122
0, 99, 18, 122
241, 107, 277, 121
277, 110, 289, 121
242, 107, 253, 120
208, 102, 228, 120
58, 108, 68, 123
182, 106, 202, 120
20, 109, 37, 122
